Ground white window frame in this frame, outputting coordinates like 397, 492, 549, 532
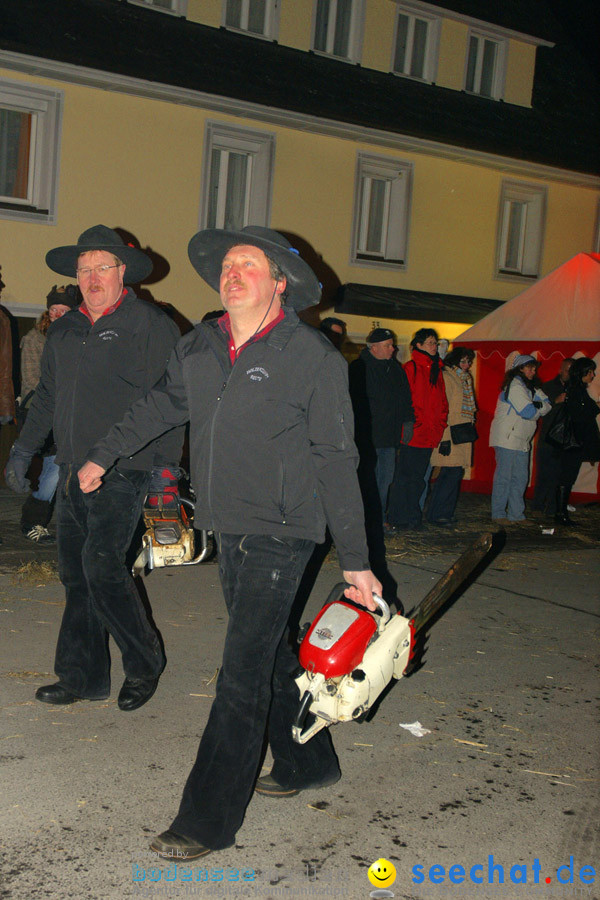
351, 153, 413, 269
200, 122, 275, 231
464, 29, 507, 100
391, 4, 440, 83
496, 180, 547, 280
0, 80, 63, 225
311, 0, 365, 64
127, 0, 188, 15
222, 0, 280, 40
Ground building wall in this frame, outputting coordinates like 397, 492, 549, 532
0, 63, 598, 345
278, 0, 314, 52
435, 18, 468, 89
187, 0, 220, 28
185, 1, 536, 106
505, 40, 536, 107
362, 0, 396, 72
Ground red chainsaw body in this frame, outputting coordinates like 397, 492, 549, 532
298, 600, 378, 679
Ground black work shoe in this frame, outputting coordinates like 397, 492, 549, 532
118, 676, 159, 711
255, 771, 340, 798
150, 829, 212, 860
35, 683, 81, 705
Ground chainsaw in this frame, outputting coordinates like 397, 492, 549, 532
292, 532, 494, 744
131, 494, 212, 577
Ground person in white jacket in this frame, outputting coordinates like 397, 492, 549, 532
490, 355, 551, 522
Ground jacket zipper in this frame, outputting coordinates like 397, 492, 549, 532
207, 378, 230, 523
69, 332, 89, 461
279, 458, 286, 524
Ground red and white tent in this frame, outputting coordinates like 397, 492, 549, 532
454, 253, 600, 500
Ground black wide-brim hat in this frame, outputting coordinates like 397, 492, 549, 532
188, 226, 321, 311
46, 224, 153, 284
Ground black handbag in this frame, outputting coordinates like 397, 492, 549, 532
450, 422, 478, 444
545, 403, 582, 451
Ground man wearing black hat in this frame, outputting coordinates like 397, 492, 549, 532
349, 328, 414, 526
5, 225, 181, 712
77, 225, 382, 858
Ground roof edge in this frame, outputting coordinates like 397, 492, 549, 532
1, 51, 598, 189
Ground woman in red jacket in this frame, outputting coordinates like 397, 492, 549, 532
387, 328, 448, 530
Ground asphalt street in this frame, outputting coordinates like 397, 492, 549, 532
0, 489, 599, 900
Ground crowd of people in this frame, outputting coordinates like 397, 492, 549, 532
346, 331, 598, 533
1, 222, 598, 862
4, 259, 598, 547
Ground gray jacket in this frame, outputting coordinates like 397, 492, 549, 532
88, 309, 370, 571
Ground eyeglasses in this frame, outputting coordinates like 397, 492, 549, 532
76, 264, 122, 278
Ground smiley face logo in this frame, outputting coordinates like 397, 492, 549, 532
368, 858, 397, 888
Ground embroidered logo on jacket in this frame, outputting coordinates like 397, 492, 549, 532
97, 329, 119, 342
246, 366, 269, 382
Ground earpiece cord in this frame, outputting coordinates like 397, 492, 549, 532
234, 280, 279, 360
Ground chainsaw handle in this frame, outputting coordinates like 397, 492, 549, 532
293, 689, 313, 733
329, 582, 390, 624
372, 593, 391, 625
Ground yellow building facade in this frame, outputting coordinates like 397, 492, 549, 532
0, 0, 598, 350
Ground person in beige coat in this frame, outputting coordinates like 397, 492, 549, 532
427, 347, 477, 525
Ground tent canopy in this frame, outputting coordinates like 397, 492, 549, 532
452, 252, 600, 500
456, 253, 600, 343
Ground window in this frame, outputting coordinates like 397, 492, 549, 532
465, 31, 506, 99
312, 0, 365, 63
0, 80, 63, 224
351, 153, 413, 268
392, 6, 440, 82
127, 0, 188, 15
223, 0, 279, 39
200, 123, 275, 231
497, 181, 546, 278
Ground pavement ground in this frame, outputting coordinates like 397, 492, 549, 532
0, 488, 599, 900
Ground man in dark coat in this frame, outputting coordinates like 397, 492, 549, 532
5, 225, 182, 712
349, 328, 414, 523
77, 225, 381, 859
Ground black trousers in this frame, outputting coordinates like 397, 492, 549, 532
427, 466, 464, 522
54, 466, 164, 698
559, 448, 585, 491
532, 441, 562, 514
387, 445, 432, 527
171, 532, 340, 849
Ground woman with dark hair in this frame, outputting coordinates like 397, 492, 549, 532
387, 328, 448, 530
554, 357, 600, 525
490, 355, 551, 523
427, 347, 477, 525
